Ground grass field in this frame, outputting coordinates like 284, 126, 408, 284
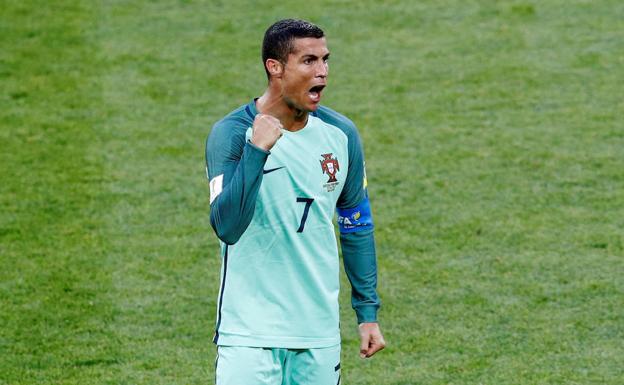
1, 1, 623, 384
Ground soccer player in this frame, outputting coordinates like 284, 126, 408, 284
205, 19, 385, 385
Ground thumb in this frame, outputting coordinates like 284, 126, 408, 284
360, 332, 370, 358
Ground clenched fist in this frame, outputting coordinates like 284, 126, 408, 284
358, 322, 386, 358
251, 114, 283, 151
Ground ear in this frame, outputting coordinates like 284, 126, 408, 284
265, 58, 284, 78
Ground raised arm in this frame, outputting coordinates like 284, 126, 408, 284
206, 113, 283, 245
206, 119, 267, 245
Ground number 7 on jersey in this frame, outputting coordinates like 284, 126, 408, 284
296, 197, 314, 232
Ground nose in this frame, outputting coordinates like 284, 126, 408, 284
316, 60, 328, 78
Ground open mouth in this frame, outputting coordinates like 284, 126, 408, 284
308, 85, 325, 102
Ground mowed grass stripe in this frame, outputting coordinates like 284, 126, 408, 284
1, 1, 121, 384
88, 2, 218, 383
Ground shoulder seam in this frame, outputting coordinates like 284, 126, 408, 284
314, 105, 357, 135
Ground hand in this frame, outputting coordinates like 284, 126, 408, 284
251, 114, 283, 151
358, 322, 386, 358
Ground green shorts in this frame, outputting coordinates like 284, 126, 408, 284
215, 344, 341, 385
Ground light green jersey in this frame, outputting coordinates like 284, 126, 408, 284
206, 100, 378, 348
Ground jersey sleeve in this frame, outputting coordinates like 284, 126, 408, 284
336, 124, 366, 210
335, 123, 381, 323
205, 116, 269, 245
340, 228, 380, 323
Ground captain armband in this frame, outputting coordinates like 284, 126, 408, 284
337, 196, 374, 234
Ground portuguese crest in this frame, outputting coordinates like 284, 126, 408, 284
320, 153, 340, 191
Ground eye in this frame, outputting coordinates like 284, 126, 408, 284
303, 58, 313, 65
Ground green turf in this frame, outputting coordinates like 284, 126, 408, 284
1, 1, 623, 384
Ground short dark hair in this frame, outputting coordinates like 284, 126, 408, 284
262, 19, 325, 79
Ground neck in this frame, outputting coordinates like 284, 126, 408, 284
256, 87, 308, 132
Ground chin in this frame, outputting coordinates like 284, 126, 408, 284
307, 100, 323, 111
294, 104, 319, 115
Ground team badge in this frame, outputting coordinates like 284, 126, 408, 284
320, 153, 340, 192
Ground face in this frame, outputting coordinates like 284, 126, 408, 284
279, 37, 330, 113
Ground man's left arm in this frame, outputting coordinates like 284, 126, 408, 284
337, 125, 385, 358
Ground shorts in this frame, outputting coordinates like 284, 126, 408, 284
215, 344, 341, 385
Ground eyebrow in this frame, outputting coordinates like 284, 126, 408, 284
302, 53, 331, 61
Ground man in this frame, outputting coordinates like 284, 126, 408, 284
205, 19, 385, 385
